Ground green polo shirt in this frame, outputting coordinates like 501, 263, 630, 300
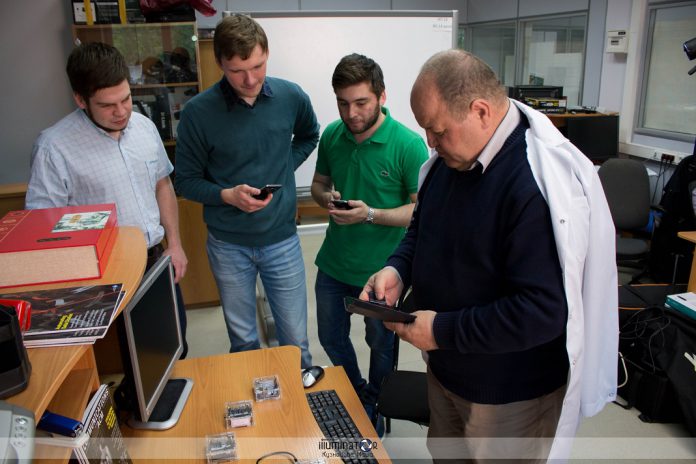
315, 108, 428, 286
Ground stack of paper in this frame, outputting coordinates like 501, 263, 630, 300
0, 283, 125, 347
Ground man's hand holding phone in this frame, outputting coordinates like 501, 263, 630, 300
221, 184, 278, 213
253, 184, 282, 200
329, 199, 370, 225
330, 199, 353, 210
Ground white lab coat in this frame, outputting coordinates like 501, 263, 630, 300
417, 99, 619, 463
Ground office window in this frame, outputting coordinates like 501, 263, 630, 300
520, 15, 587, 106
460, 14, 587, 106
464, 22, 517, 87
638, 1, 696, 140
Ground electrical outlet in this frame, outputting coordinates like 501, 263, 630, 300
661, 153, 675, 163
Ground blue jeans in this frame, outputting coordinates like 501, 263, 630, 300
315, 270, 394, 407
207, 232, 312, 368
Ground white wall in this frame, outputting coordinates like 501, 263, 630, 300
0, 1, 75, 185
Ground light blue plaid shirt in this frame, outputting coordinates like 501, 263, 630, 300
26, 109, 173, 248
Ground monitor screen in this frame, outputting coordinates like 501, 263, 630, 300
565, 115, 619, 162
120, 255, 190, 428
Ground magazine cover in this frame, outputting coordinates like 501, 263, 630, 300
0, 284, 124, 345
78, 385, 132, 464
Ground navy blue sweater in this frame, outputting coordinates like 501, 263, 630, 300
387, 120, 569, 404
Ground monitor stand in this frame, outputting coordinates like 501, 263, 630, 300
127, 378, 193, 430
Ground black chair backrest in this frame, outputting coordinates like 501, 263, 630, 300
598, 158, 650, 230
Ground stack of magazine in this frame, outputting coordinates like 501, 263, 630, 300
35, 384, 131, 463
0, 283, 124, 347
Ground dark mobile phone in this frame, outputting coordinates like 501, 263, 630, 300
253, 184, 282, 200
331, 199, 353, 210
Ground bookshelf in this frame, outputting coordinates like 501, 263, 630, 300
72, 22, 202, 149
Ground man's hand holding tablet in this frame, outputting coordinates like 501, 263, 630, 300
343, 296, 416, 323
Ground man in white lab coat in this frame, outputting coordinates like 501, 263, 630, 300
362, 49, 618, 463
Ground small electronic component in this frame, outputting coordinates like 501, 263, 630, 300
206, 432, 238, 463
224, 400, 253, 428
253, 375, 281, 401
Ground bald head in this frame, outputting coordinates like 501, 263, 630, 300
412, 49, 507, 118
410, 50, 510, 171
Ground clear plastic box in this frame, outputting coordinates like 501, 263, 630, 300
253, 375, 281, 401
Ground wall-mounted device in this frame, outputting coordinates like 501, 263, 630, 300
606, 30, 628, 54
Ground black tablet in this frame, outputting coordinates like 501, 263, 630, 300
343, 296, 416, 323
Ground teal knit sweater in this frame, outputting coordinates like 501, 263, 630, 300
174, 77, 319, 246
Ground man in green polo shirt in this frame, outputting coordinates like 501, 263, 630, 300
311, 53, 428, 432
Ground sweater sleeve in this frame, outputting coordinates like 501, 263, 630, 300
290, 86, 320, 170
386, 157, 441, 286
174, 101, 225, 206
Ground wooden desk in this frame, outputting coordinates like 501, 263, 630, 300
678, 231, 696, 291
3, 226, 146, 462
123, 346, 391, 463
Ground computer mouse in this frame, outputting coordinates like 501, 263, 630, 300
302, 366, 325, 388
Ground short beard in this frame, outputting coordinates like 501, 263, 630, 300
348, 105, 381, 135
83, 107, 122, 134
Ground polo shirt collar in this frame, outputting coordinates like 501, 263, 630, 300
219, 76, 274, 110
340, 107, 392, 144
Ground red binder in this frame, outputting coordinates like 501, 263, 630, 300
0, 204, 118, 288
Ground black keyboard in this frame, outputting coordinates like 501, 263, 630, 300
306, 390, 377, 463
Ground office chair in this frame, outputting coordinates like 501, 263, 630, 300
376, 290, 430, 434
598, 158, 652, 282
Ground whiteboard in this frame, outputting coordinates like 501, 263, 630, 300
229, 11, 458, 190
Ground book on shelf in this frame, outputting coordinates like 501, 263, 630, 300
666, 292, 696, 321
0, 203, 118, 288
36, 384, 132, 463
0, 283, 124, 347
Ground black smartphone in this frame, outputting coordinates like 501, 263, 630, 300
253, 184, 282, 200
331, 199, 353, 210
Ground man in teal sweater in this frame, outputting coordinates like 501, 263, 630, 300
175, 15, 319, 367
311, 54, 428, 429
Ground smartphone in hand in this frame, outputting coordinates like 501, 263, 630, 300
331, 199, 353, 210
253, 184, 282, 200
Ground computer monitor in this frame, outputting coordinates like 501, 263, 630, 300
508, 85, 564, 101
565, 114, 619, 162
116, 255, 192, 430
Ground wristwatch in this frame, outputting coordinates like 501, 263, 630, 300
364, 207, 375, 224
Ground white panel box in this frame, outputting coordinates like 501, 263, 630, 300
606, 30, 628, 53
